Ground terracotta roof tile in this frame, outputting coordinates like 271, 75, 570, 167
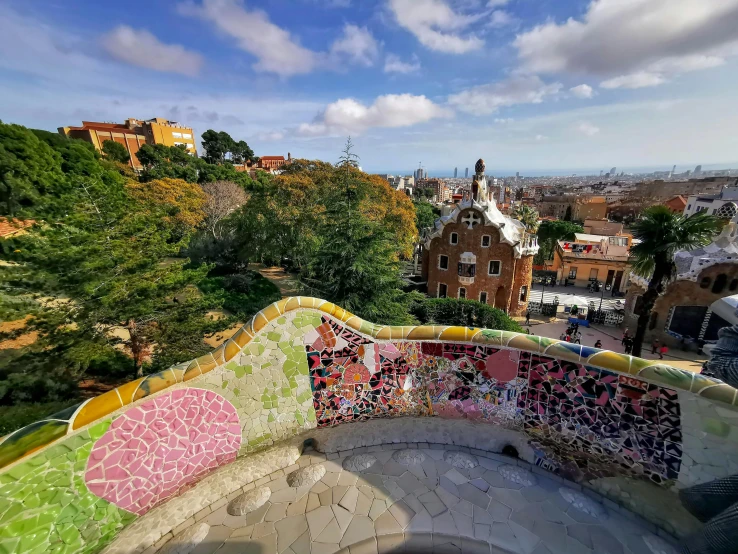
0, 218, 35, 238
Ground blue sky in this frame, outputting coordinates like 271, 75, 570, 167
2, 0, 738, 174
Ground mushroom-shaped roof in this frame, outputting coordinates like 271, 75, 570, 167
475, 159, 486, 174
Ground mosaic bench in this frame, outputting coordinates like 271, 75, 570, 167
1, 297, 737, 554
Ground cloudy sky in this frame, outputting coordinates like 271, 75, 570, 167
2, 0, 738, 174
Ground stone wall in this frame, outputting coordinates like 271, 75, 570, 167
624, 262, 738, 345
1, 297, 737, 554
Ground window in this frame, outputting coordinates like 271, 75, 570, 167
519, 285, 528, 302
450, 232, 458, 245
458, 287, 466, 299
589, 268, 598, 280
608, 236, 628, 247
182, 133, 192, 139
458, 262, 475, 277
171, 132, 182, 138
186, 143, 194, 149
438, 255, 449, 270
481, 235, 491, 247
712, 274, 728, 294
480, 292, 488, 304
730, 279, 738, 292
568, 267, 578, 279
687, 205, 691, 210
700, 276, 712, 289
438, 283, 448, 298
488, 260, 501, 276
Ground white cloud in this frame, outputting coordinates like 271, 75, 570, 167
296, 94, 452, 136
489, 10, 515, 28
578, 121, 600, 136
494, 117, 514, 124
514, 0, 738, 86
600, 72, 666, 89
101, 26, 203, 76
535, 134, 547, 141
388, 0, 484, 54
570, 84, 594, 98
179, 0, 320, 76
258, 131, 285, 141
448, 75, 562, 115
487, 0, 509, 6
329, 24, 379, 67
384, 53, 421, 74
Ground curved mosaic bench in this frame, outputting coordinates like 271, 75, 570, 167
1, 297, 737, 554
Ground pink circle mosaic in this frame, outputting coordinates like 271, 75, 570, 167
85, 388, 241, 515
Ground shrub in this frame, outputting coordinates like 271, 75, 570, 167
410, 297, 523, 332
0, 402, 77, 436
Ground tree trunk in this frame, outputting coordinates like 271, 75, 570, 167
127, 319, 146, 377
632, 259, 669, 357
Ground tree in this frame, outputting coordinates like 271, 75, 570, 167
101, 140, 130, 164
534, 220, 583, 265
629, 206, 722, 356
414, 200, 438, 233
202, 181, 249, 239
564, 205, 572, 221
0, 122, 67, 216
511, 205, 540, 233
201, 130, 233, 164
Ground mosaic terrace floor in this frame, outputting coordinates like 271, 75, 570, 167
145, 444, 678, 554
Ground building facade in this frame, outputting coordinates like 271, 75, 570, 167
421, 159, 539, 315
550, 232, 632, 292
624, 221, 738, 346
59, 118, 196, 169
257, 154, 291, 171
684, 187, 738, 218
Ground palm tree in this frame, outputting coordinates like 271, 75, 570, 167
629, 206, 723, 356
511, 205, 540, 233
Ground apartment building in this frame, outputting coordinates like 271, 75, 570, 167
59, 117, 197, 169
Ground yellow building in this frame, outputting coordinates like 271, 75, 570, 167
550, 232, 632, 293
59, 117, 197, 169
139, 118, 197, 153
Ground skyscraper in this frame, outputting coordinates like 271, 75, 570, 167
610, 167, 617, 175
454, 167, 458, 178
515, 172, 520, 179
694, 165, 703, 177
465, 168, 469, 178
669, 165, 676, 178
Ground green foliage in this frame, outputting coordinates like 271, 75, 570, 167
0, 121, 67, 216
414, 200, 439, 232
298, 139, 419, 325
199, 272, 281, 320
511, 205, 540, 233
101, 140, 130, 164
135, 143, 254, 188
629, 206, 723, 356
534, 220, 584, 265
201, 129, 256, 165
410, 297, 523, 332
0, 402, 77, 436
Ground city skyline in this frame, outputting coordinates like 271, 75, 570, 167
2, 1, 738, 171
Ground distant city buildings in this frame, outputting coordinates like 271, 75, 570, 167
465, 168, 469, 178
454, 167, 458, 178
59, 117, 196, 170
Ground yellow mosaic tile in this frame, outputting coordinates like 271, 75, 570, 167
72, 391, 122, 430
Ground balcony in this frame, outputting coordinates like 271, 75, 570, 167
0, 297, 733, 554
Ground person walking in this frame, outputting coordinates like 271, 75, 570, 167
525, 310, 531, 326
621, 328, 630, 346
651, 338, 660, 355
659, 345, 668, 360
594, 340, 602, 349
624, 336, 634, 355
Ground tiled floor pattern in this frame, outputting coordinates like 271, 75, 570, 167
158, 444, 678, 554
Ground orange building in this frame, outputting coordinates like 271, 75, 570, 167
258, 154, 291, 171
58, 118, 197, 170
